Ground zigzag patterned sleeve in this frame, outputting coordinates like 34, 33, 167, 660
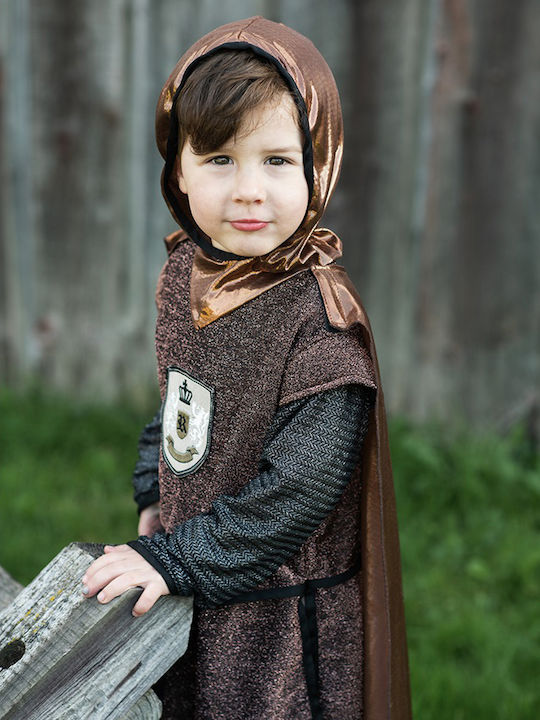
128, 384, 374, 607
132, 407, 161, 513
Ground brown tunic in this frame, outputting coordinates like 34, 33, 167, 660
154, 236, 378, 718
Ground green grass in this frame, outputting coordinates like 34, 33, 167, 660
1, 387, 539, 717
0, 386, 157, 581
390, 417, 540, 718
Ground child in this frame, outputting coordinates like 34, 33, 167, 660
82, 16, 412, 720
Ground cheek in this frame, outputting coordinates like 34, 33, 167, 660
283, 178, 309, 224
186, 186, 219, 228
176, 153, 189, 195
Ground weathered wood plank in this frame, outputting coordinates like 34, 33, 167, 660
0, 542, 192, 719
0, 560, 163, 720
0, 567, 23, 612
119, 689, 162, 720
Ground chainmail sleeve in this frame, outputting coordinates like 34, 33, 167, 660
132, 407, 162, 513
129, 383, 374, 607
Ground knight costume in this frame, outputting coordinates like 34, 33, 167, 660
129, 16, 412, 720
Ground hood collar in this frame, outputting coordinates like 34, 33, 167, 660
156, 16, 344, 327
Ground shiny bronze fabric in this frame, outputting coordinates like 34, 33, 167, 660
163, 227, 342, 327
155, 15, 344, 329
155, 16, 412, 718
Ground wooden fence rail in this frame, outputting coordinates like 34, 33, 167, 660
0, 543, 193, 719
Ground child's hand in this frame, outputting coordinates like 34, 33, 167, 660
138, 501, 164, 536
81, 544, 170, 617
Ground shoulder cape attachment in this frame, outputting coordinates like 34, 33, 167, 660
311, 264, 369, 330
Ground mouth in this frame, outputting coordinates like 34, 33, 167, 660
230, 219, 269, 232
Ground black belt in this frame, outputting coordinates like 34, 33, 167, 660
222, 559, 362, 720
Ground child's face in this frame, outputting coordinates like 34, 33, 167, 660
177, 93, 309, 257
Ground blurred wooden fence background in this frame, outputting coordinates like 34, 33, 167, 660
1, 0, 539, 431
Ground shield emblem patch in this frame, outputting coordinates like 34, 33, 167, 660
162, 368, 214, 476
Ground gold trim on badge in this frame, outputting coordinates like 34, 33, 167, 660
166, 435, 199, 463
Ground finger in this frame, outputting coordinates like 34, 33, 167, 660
132, 583, 164, 617
138, 519, 164, 536
137, 519, 150, 536
82, 556, 114, 595
83, 550, 123, 582
104, 544, 130, 553
82, 554, 144, 597
82, 546, 136, 584
82, 564, 122, 598
94, 572, 146, 605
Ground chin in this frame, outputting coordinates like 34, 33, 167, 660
245, 245, 278, 258
215, 242, 275, 257
210, 232, 286, 257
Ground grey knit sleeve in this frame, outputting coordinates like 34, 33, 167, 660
132, 407, 161, 513
129, 384, 374, 607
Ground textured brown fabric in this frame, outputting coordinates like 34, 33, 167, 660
155, 238, 375, 718
154, 15, 412, 718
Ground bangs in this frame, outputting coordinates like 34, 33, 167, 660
176, 49, 301, 155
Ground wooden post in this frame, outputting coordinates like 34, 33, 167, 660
0, 567, 23, 612
0, 543, 193, 719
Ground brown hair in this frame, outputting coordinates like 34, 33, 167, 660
176, 49, 301, 156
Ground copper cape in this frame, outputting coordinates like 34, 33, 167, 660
155, 16, 412, 719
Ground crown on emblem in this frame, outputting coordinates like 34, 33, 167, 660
178, 379, 192, 405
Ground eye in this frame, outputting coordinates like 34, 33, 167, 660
266, 157, 289, 166
208, 156, 232, 166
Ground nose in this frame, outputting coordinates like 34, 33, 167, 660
231, 166, 266, 204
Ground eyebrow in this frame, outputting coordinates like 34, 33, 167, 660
263, 147, 303, 154
207, 145, 303, 156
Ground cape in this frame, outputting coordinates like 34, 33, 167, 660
314, 263, 412, 719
